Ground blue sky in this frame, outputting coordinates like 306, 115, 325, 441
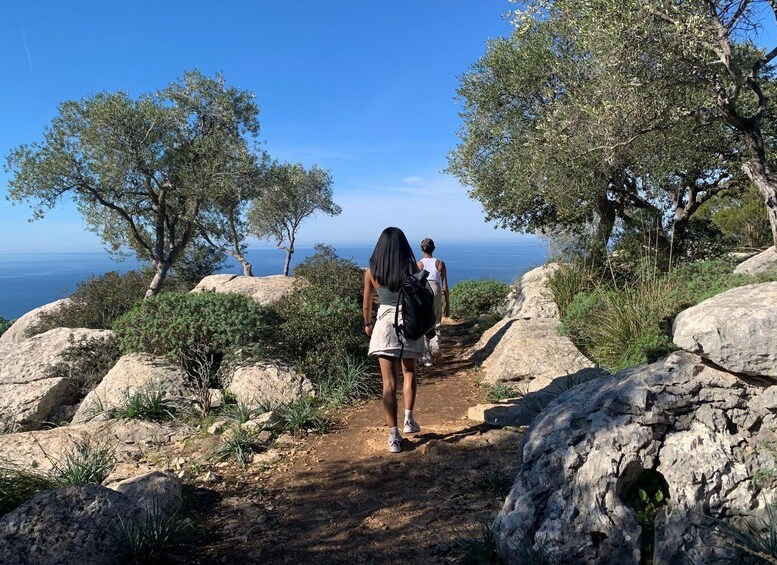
0, 0, 520, 253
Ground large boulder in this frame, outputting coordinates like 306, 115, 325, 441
0, 419, 180, 472
673, 282, 777, 378
0, 298, 70, 349
72, 354, 189, 424
0, 328, 113, 430
472, 318, 599, 387
733, 246, 777, 275
498, 263, 560, 319
191, 274, 297, 304
493, 351, 777, 564
0, 473, 182, 565
226, 361, 314, 407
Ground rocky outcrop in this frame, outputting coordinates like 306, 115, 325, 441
0, 328, 113, 430
493, 351, 776, 564
0, 419, 181, 472
472, 318, 599, 387
733, 246, 777, 275
191, 274, 297, 304
0, 298, 69, 349
226, 361, 314, 407
673, 282, 777, 378
497, 263, 560, 319
72, 354, 189, 424
0, 472, 182, 565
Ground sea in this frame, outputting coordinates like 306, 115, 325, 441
0, 239, 549, 320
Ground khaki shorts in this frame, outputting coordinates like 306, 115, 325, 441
368, 304, 425, 358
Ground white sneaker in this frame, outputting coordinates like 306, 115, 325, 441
388, 434, 402, 453
403, 419, 421, 434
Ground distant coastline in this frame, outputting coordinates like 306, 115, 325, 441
0, 239, 548, 319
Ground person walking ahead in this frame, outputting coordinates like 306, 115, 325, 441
417, 237, 449, 364
363, 227, 424, 453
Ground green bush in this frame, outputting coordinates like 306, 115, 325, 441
292, 244, 364, 303
44, 335, 122, 396
450, 279, 510, 319
0, 465, 57, 516
113, 292, 279, 371
109, 385, 175, 422
0, 317, 12, 337
559, 258, 777, 372
547, 263, 599, 317
26, 269, 197, 337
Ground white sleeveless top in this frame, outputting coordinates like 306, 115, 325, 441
420, 257, 441, 283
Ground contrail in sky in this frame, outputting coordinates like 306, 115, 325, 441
21, 25, 32, 69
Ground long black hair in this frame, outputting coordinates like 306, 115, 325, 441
369, 227, 418, 292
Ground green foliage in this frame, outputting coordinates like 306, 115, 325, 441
6, 70, 262, 295
277, 396, 329, 436
0, 465, 57, 516
557, 258, 777, 372
118, 502, 190, 565
44, 334, 122, 396
455, 522, 505, 565
705, 503, 777, 564
248, 162, 342, 275
450, 279, 510, 320
210, 425, 258, 468
109, 385, 175, 422
292, 243, 364, 303
479, 470, 513, 498
221, 401, 260, 425
623, 470, 669, 564
114, 291, 278, 369
704, 186, 774, 250
317, 354, 378, 408
547, 263, 599, 318
0, 317, 12, 337
52, 441, 115, 485
172, 238, 227, 286
484, 381, 519, 403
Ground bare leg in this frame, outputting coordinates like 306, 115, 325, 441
378, 356, 398, 428
401, 357, 417, 410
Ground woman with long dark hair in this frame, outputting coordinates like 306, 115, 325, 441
363, 227, 424, 453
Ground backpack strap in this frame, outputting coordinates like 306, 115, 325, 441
393, 286, 406, 361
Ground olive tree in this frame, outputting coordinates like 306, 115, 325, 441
6, 70, 261, 296
248, 162, 341, 276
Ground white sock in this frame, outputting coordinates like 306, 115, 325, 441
404, 409, 413, 422
389, 426, 399, 438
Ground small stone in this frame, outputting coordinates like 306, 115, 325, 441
202, 471, 219, 483
174, 457, 187, 470
208, 419, 228, 435
257, 430, 273, 444
275, 433, 295, 445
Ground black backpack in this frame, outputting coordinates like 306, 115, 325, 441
393, 269, 436, 355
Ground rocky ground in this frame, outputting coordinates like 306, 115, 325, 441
176, 321, 523, 564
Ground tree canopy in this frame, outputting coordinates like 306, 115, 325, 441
6, 70, 262, 295
248, 162, 341, 276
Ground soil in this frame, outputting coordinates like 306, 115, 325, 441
181, 321, 524, 564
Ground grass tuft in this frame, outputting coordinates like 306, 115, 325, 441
117, 500, 190, 564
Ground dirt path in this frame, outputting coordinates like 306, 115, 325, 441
185, 322, 523, 564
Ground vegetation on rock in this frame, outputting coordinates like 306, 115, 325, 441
450, 279, 510, 320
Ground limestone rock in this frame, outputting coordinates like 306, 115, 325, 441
0, 298, 70, 348
498, 263, 560, 319
472, 318, 599, 387
0, 328, 113, 430
0, 419, 178, 473
673, 282, 777, 377
226, 361, 314, 407
733, 246, 777, 275
0, 484, 141, 565
191, 274, 297, 304
72, 354, 189, 424
493, 352, 777, 564
105, 471, 182, 517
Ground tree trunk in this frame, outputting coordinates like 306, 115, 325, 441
234, 253, 253, 277
742, 159, 777, 247
145, 262, 171, 298
591, 195, 617, 265
283, 250, 292, 276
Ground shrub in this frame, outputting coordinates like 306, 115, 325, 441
0, 465, 57, 515
547, 263, 599, 318
0, 317, 12, 337
292, 244, 364, 303
484, 381, 519, 403
210, 425, 258, 468
277, 396, 329, 436
44, 335, 122, 396
450, 279, 510, 320
52, 441, 115, 485
118, 503, 190, 565
317, 354, 378, 408
109, 385, 175, 422
114, 292, 279, 370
